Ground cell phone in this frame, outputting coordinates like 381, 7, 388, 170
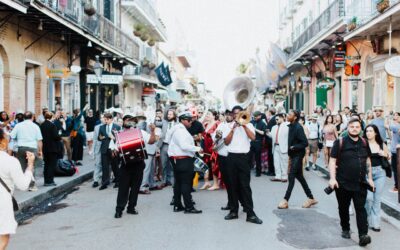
324, 186, 335, 195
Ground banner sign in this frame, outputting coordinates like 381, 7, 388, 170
155, 62, 172, 86
86, 74, 123, 84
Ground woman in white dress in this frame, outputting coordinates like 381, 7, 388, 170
0, 151, 35, 250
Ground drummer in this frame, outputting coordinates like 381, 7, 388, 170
115, 113, 156, 218
168, 111, 203, 214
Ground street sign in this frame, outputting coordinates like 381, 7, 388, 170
334, 44, 346, 69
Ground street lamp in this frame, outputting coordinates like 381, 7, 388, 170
288, 72, 296, 110
93, 55, 103, 110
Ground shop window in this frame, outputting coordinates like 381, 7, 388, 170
25, 66, 35, 112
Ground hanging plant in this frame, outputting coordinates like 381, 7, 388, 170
84, 0, 96, 16
147, 38, 156, 47
148, 63, 156, 70
133, 23, 146, 37
376, 0, 389, 13
140, 33, 150, 42
347, 16, 357, 31
142, 58, 149, 67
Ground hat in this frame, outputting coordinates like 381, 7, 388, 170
310, 114, 318, 120
134, 111, 146, 120
253, 111, 262, 117
122, 113, 135, 120
178, 111, 192, 120
373, 106, 384, 112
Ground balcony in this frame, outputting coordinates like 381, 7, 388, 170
0, 0, 28, 13
121, 0, 167, 42
290, 0, 345, 59
34, 0, 140, 63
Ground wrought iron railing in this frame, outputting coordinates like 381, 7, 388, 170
290, 0, 345, 57
38, 0, 139, 61
122, 0, 167, 39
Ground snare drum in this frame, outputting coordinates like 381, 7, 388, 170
115, 128, 148, 164
194, 157, 209, 174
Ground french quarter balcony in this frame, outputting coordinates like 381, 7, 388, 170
32, 0, 140, 64
121, 0, 168, 42
289, 0, 345, 64
0, 0, 28, 13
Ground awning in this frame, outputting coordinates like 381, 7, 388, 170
1, 0, 27, 13
155, 89, 169, 101
344, 3, 400, 41
167, 89, 182, 103
123, 74, 159, 85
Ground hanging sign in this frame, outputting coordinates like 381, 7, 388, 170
273, 93, 286, 101
317, 77, 336, 90
86, 74, 123, 84
46, 67, 69, 78
334, 44, 346, 69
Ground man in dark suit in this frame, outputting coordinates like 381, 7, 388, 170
40, 111, 62, 186
98, 112, 121, 190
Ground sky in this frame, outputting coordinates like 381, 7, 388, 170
157, 0, 279, 99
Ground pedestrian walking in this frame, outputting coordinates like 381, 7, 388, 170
40, 112, 62, 186
364, 124, 389, 232
10, 111, 43, 192
115, 114, 156, 218
0, 151, 35, 250
250, 111, 267, 177
98, 112, 121, 190
168, 111, 203, 214
84, 109, 97, 156
92, 116, 104, 188
71, 104, 89, 166
224, 106, 262, 224
322, 115, 338, 168
270, 113, 289, 182
265, 107, 277, 176
370, 106, 389, 143
389, 112, 400, 193
278, 110, 317, 210
306, 114, 320, 170
328, 118, 374, 247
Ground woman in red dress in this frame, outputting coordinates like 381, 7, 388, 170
200, 110, 220, 190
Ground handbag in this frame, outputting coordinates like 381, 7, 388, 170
379, 144, 392, 178
70, 130, 78, 138
0, 177, 19, 211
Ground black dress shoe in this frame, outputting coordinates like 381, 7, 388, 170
191, 199, 196, 205
173, 206, 185, 212
246, 215, 263, 224
99, 185, 108, 190
92, 182, 99, 188
184, 207, 202, 214
44, 182, 57, 187
359, 235, 371, 246
341, 230, 351, 239
371, 227, 380, 232
224, 212, 238, 220
221, 206, 230, 211
114, 211, 122, 218
127, 208, 138, 215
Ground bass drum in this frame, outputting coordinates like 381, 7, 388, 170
115, 128, 148, 164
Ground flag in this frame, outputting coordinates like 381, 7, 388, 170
155, 62, 172, 86
164, 65, 172, 84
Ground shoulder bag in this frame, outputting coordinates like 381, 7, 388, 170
0, 177, 19, 211
379, 143, 392, 178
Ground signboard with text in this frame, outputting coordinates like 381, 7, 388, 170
86, 74, 123, 84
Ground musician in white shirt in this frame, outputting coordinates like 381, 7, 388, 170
115, 114, 156, 219
168, 111, 202, 214
213, 110, 234, 211
269, 113, 289, 182
223, 106, 263, 225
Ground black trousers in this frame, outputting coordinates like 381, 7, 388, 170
227, 153, 255, 216
170, 157, 194, 208
284, 155, 314, 201
249, 141, 262, 174
101, 150, 120, 185
116, 161, 145, 212
43, 152, 58, 184
71, 134, 84, 161
335, 187, 368, 236
266, 137, 275, 174
218, 155, 233, 208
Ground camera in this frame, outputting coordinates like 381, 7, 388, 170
324, 186, 335, 195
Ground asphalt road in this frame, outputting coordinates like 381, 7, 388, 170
8, 169, 400, 250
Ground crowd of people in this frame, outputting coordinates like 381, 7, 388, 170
1, 102, 400, 249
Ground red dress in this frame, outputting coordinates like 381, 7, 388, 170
202, 121, 220, 165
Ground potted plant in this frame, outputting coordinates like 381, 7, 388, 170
347, 16, 357, 31
376, 0, 389, 13
140, 32, 150, 42
84, 0, 96, 16
142, 58, 149, 67
133, 23, 145, 37
148, 63, 156, 69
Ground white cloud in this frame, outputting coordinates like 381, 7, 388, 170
157, 0, 279, 98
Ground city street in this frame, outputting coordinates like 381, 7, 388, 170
8, 170, 400, 250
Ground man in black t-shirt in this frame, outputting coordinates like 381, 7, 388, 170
249, 111, 267, 176
84, 109, 97, 156
328, 118, 374, 247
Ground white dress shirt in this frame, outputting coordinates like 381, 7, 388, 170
168, 123, 201, 157
10, 120, 43, 149
212, 121, 231, 157
226, 123, 255, 154
270, 122, 289, 153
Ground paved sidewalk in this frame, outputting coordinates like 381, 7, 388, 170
311, 152, 400, 221
14, 153, 94, 213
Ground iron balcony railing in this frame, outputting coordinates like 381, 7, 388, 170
38, 0, 139, 61
290, 0, 345, 57
122, 0, 167, 40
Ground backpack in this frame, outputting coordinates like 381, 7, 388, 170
55, 160, 77, 177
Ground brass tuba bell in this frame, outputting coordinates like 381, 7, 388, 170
223, 76, 256, 111
236, 110, 251, 125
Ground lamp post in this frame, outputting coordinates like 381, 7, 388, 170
93, 55, 103, 111
288, 72, 296, 110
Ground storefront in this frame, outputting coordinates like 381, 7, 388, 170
86, 74, 122, 112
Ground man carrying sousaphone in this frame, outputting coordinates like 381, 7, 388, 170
114, 113, 156, 218
168, 111, 203, 214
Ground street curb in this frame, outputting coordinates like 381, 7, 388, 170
314, 164, 400, 224
15, 170, 94, 215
